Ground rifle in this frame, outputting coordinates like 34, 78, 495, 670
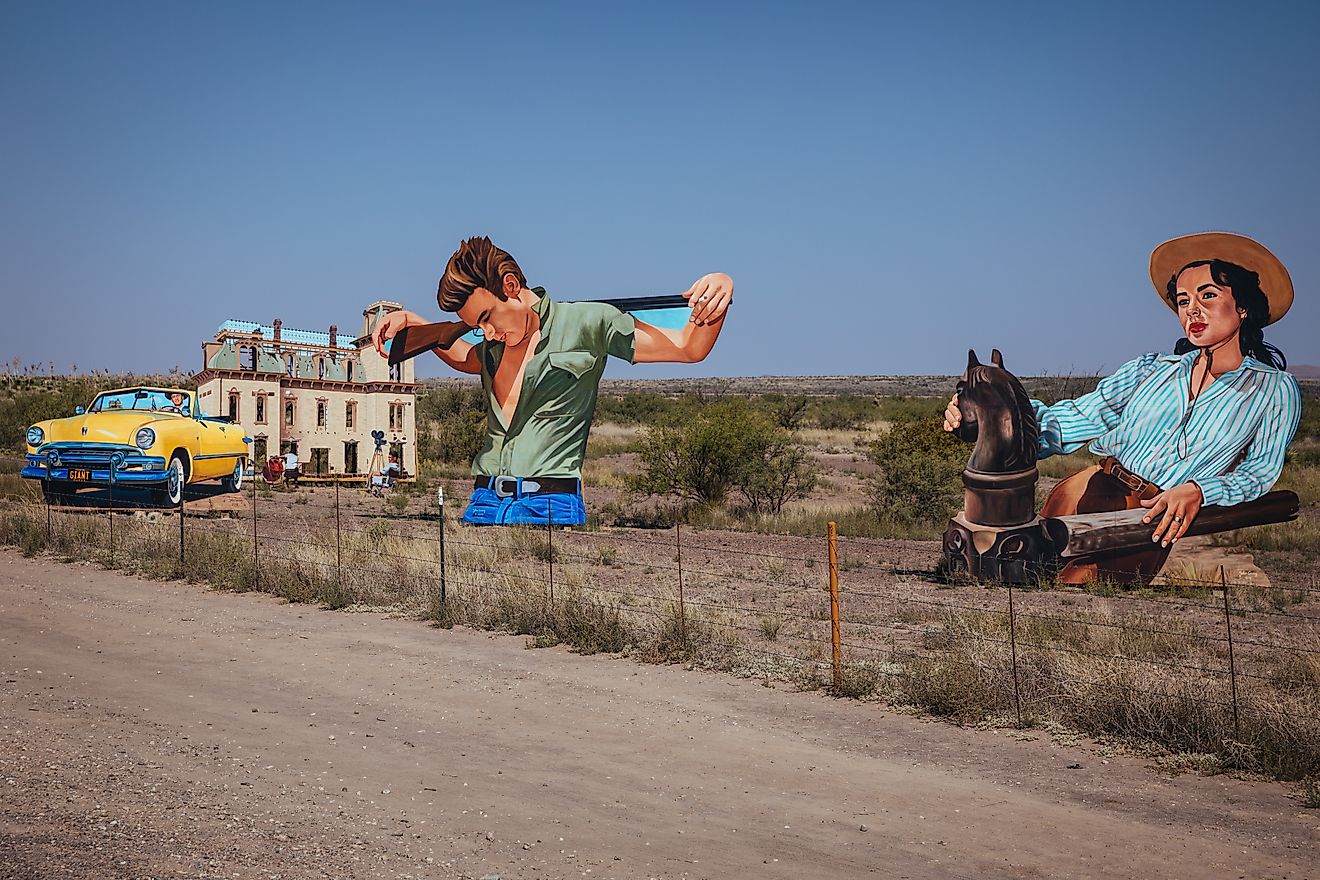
386, 294, 692, 366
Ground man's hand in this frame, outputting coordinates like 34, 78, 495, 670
372, 310, 427, 358
683, 273, 733, 325
1141, 481, 1204, 547
942, 394, 962, 432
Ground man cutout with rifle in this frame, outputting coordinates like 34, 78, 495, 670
373, 236, 732, 525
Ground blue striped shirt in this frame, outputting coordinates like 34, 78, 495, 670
1031, 351, 1302, 507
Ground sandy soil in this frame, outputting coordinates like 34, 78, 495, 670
2, 549, 1316, 880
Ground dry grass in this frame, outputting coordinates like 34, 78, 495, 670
2, 496, 1317, 781
868, 601, 1320, 779
585, 422, 646, 457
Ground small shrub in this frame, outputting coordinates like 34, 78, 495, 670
758, 613, 784, 642
866, 416, 966, 527
1300, 777, 1320, 809
531, 538, 557, 563
632, 399, 816, 513
830, 662, 884, 699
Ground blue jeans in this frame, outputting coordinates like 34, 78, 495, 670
462, 485, 586, 526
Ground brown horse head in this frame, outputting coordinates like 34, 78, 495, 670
955, 348, 1039, 475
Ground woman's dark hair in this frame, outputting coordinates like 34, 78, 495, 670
1166, 259, 1287, 369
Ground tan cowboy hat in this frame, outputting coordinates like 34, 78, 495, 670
1149, 231, 1293, 325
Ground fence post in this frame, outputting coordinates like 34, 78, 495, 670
1007, 582, 1024, 727
45, 481, 52, 543
675, 513, 687, 643
437, 485, 447, 606
107, 463, 115, 567
251, 466, 259, 592
827, 521, 841, 691
178, 474, 185, 570
546, 505, 554, 607
333, 467, 342, 575
1220, 566, 1241, 740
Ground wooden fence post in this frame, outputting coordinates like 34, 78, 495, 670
828, 521, 841, 691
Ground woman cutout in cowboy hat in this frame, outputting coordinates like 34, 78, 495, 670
944, 231, 1301, 584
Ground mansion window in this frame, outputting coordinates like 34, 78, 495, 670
284, 400, 296, 427
389, 362, 402, 382
227, 392, 240, 422
388, 402, 406, 431
316, 400, 327, 428
345, 401, 356, 429
255, 395, 267, 424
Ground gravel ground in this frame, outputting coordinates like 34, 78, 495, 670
2, 549, 1318, 880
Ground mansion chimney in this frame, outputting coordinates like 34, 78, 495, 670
329, 324, 338, 348
273, 319, 282, 343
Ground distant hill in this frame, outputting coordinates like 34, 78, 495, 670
1290, 364, 1320, 379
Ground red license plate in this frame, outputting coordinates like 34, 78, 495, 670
69, 469, 91, 481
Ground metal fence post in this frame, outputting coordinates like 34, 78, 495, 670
333, 467, 342, 575
45, 482, 52, 543
675, 514, 687, 643
178, 476, 185, 570
251, 467, 259, 592
827, 521, 841, 691
107, 463, 115, 566
546, 505, 554, 607
1220, 566, 1241, 740
1007, 582, 1024, 727
437, 486, 447, 606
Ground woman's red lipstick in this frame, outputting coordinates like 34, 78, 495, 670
1189, 322, 1207, 333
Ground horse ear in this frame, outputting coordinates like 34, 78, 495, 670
967, 349, 980, 369
991, 349, 1004, 368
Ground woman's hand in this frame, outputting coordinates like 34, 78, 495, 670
683, 273, 733, 325
1140, 481, 1204, 547
371, 309, 427, 358
942, 394, 962, 432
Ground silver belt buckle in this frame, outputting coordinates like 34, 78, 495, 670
1115, 467, 1143, 492
493, 475, 518, 498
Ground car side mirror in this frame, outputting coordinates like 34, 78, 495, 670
75, 406, 85, 415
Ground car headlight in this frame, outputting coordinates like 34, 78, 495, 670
135, 428, 156, 450
26, 426, 44, 446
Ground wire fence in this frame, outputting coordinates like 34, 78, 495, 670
2, 454, 1318, 780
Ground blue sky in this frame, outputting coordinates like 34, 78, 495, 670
2, 1, 1317, 379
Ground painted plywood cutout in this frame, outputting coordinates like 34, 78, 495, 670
373, 237, 731, 527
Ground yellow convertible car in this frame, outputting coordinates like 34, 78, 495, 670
22, 387, 250, 506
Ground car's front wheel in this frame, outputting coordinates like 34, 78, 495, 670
222, 459, 244, 493
153, 455, 187, 507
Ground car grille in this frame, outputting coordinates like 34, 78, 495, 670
40, 445, 138, 468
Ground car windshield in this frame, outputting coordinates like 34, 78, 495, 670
89, 389, 192, 416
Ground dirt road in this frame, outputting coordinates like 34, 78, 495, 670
1, 550, 1314, 880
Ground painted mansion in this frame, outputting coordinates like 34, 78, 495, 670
194, 301, 418, 480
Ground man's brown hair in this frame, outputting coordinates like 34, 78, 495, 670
437, 236, 527, 312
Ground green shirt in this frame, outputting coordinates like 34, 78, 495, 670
472, 291, 636, 479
